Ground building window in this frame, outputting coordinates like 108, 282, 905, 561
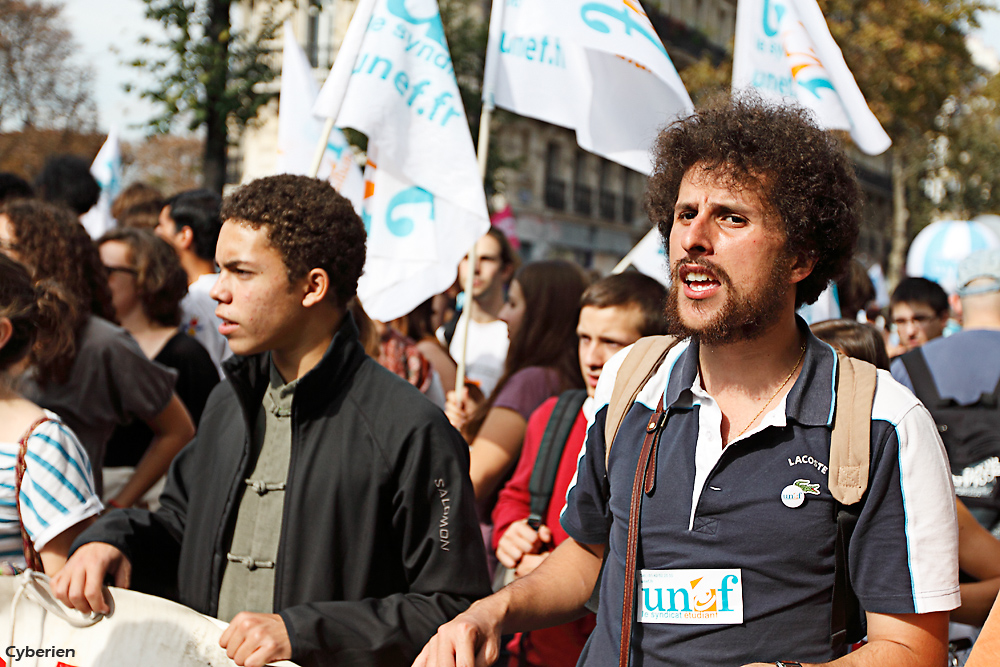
598, 160, 617, 221
307, 7, 321, 68
622, 168, 636, 223
544, 142, 566, 211
573, 151, 592, 216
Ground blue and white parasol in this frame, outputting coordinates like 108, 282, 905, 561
906, 219, 1000, 294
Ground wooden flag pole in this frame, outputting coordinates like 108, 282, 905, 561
455, 0, 505, 393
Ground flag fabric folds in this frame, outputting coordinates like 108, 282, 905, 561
482, 0, 693, 175
277, 22, 364, 212
80, 127, 122, 239
732, 0, 891, 156
313, 0, 490, 322
614, 226, 669, 285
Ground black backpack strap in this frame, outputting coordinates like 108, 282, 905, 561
900, 349, 943, 407
831, 503, 866, 647
527, 389, 588, 528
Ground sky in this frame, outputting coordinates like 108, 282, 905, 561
59, 0, 1000, 140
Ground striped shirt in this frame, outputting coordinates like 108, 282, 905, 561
0, 412, 103, 566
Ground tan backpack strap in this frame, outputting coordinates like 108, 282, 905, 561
828, 352, 877, 505
604, 335, 677, 471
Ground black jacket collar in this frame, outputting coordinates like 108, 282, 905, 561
222, 312, 367, 424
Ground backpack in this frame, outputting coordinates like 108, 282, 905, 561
595, 336, 877, 663
492, 389, 589, 591
900, 349, 1000, 529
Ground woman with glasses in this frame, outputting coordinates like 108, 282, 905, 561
98, 228, 218, 507
0, 199, 194, 509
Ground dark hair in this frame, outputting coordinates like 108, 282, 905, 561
0, 199, 114, 329
0, 255, 78, 385
836, 260, 876, 319
35, 155, 101, 215
646, 95, 861, 307
581, 272, 668, 337
112, 182, 164, 221
0, 173, 34, 204
487, 226, 520, 272
403, 297, 438, 342
99, 228, 188, 327
465, 260, 588, 438
890, 277, 949, 316
221, 176, 366, 306
168, 189, 223, 261
810, 319, 890, 370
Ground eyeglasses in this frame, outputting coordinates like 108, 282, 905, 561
104, 265, 138, 277
891, 314, 940, 328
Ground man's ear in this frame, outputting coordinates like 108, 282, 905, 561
789, 253, 818, 285
177, 226, 195, 251
301, 268, 331, 308
948, 293, 962, 324
0, 317, 13, 352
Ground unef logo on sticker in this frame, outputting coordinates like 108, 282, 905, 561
639, 569, 743, 624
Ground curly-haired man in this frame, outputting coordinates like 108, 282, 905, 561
414, 98, 958, 667
53, 175, 491, 667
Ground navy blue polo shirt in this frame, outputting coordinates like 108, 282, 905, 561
561, 327, 959, 667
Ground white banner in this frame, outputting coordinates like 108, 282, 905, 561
732, 0, 891, 156
277, 22, 364, 212
313, 0, 489, 322
615, 226, 669, 286
483, 0, 693, 175
80, 127, 121, 240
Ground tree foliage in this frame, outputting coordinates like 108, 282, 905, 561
913, 73, 1000, 222
0, 0, 95, 132
128, 0, 284, 193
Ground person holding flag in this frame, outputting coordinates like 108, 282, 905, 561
51, 175, 490, 667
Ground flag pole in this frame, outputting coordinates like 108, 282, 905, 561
306, 0, 378, 178
455, 0, 505, 393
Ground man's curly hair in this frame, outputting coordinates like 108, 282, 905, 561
646, 96, 861, 307
221, 175, 366, 307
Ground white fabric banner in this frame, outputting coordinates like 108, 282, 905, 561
483, 0, 693, 175
277, 22, 364, 212
732, 0, 891, 156
615, 226, 669, 286
80, 127, 121, 240
313, 0, 489, 322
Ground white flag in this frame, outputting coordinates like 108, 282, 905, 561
80, 127, 122, 240
483, 0, 693, 175
614, 226, 669, 286
732, 0, 891, 156
277, 22, 364, 212
313, 0, 490, 322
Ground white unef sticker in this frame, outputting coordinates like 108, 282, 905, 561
639, 569, 743, 624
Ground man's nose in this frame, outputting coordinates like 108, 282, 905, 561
677, 214, 715, 257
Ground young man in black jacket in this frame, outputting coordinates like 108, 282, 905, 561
52, 175, 491, 667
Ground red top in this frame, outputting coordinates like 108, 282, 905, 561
492, 396, 597, 667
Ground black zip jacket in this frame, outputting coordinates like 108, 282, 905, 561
73, 314, 491, 666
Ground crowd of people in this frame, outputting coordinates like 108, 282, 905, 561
0, 96, 997, 667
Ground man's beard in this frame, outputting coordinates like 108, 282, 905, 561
664, 256, 793, 345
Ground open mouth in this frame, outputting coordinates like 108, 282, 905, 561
683, 270, 721, 293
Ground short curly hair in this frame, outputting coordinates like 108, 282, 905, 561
646, 96, 861, 307
221, 175, 366, 306
99, 228, 188, 327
